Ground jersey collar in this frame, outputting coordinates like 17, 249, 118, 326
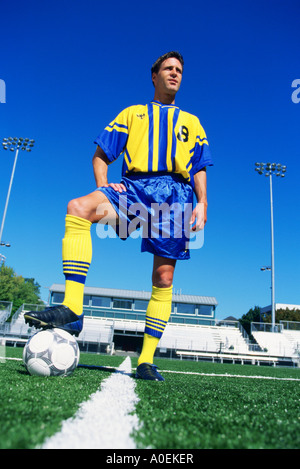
151, 100, 179, 109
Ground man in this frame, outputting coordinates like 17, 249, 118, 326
25, 51, 213, 381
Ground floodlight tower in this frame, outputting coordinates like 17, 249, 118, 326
255, 162, 286, 331
0, 137, 35, 247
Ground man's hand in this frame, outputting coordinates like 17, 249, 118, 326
101, 182, 127, 193
189, 202, 207, 232
191, 169, 208, 231
93, 147, 126, 192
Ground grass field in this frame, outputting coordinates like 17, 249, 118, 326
1, 346, 299, 449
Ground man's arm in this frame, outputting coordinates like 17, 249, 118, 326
92, 146, 109, 187
92, 146, 126, 192
190, 168, 208, 231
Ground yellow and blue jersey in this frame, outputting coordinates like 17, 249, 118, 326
94, 101, 212, 187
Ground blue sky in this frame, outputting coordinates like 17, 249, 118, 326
0, 0, 299, 319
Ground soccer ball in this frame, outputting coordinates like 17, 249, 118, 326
23, 328, 80, 377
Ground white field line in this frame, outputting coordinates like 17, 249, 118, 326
0, 356, 22, 361
41, 356, 140, 449
156, 369, 300, 382
2, 356, 299, 382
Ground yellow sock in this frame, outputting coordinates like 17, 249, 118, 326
62, 214, 92, 316
138, 334, 160, 366
138, 285, 172, 366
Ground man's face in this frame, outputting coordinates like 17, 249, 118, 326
152, 57, 183, 98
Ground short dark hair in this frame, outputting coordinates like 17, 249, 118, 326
151, 51, 184, 77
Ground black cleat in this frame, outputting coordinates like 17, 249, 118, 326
24, 305, 84, 337
135, 363, 165, 381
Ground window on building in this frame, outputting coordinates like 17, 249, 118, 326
134, 300, 148, 311
91, 296, 111, 308
114, 312, 126, 319
135, 313, 146, 321
197, 305, 213, 316
113, 298, 133, 310
83, 295, 90, 306
52, 292, 64, 304
176, 303, 195, 315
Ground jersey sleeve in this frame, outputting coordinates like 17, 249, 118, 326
94, 107, 130, 162
190, 119, 213, 176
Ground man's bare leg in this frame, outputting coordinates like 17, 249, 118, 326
24, 190, 119, 334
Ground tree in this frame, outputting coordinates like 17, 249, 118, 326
265, 307, 300, 325
239, 305, 300, 337
239, 306, 262, 337
0, 264, 43, 317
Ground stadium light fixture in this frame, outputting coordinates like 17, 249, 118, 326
255, 162, 287, 332
0, 137, 35, 248
0, 241, 10, 247
260, 266, 271, 271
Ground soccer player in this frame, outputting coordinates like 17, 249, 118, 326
25, 51, 213, 381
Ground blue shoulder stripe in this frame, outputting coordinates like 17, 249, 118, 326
107, 122, 128, 131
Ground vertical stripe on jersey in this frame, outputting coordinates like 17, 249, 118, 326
152, 104, 160, 172
171, 108, 180, 171
147, 103, 181, 174
157, 107, 169, 171
147, 103, 154, 172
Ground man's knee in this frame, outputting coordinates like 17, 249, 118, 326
67, 197, 98, 222
67, 192, 118, 224
152, 270, 174, 289
67, 198, 88, 219
152, 256, 176, 289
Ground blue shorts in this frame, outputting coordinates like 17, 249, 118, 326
97, 173, 193, 260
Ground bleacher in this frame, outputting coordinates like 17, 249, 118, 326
77, 317, 114, 353
282, 329, 300, 354
158, 322, 299, 366
0, 301, 13, 325
252, 330, 295, 357
251, 322, 300, 359
0, 304, 299, 367
0, 304, 115, 353
0, 306, 39, 345
158, 323, 249, 353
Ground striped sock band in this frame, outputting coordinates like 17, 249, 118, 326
145, 315, 168, 339
144, 285, 173, 338
63, 260, 91, 284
